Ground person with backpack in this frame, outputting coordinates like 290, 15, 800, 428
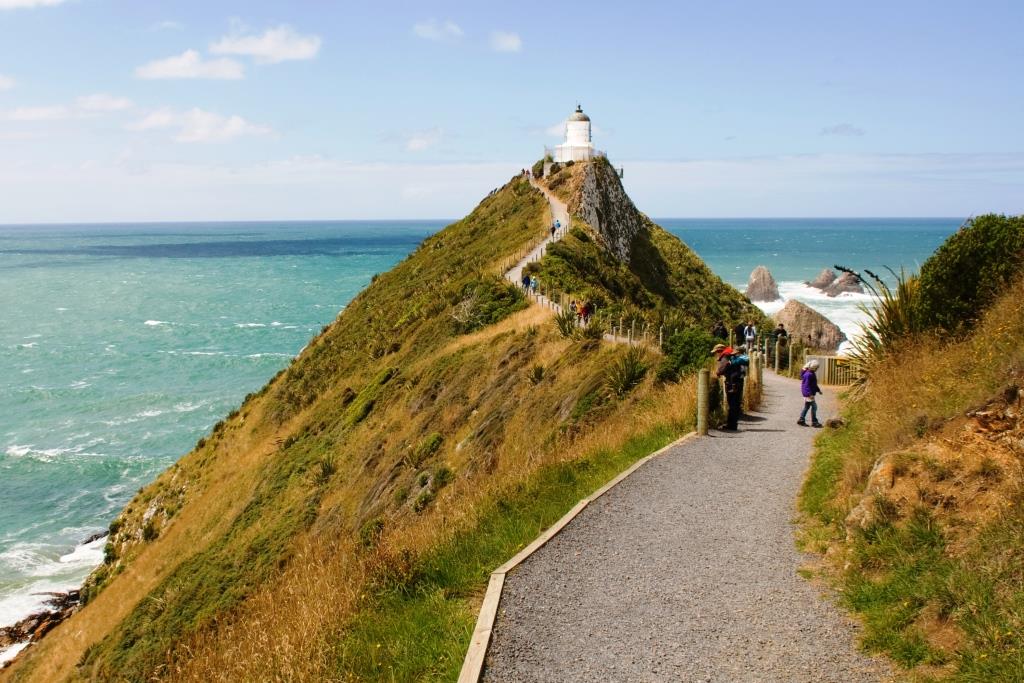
732, 321, 746, 347
713, 343, 748, 431
530, 276, 538, 295
521, 273, 530, 291
798, 359, 824, 428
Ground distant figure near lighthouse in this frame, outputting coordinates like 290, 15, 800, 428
553, 104, 595, 163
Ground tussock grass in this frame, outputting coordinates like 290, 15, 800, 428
798, 277, 1024, 680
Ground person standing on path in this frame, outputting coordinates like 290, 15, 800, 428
732, 321, 746, 347
797, 359, 824, 427
713, 343, 747, 431
744, 320, 757, 349
521, 273, 530, 291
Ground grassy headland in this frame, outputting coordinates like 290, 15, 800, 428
5, 163, 754, 682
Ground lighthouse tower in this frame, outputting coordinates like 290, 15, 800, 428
553, 105, 594, 163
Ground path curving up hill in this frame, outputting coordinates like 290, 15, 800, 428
483, 371, 893, 682
503, 177, 571, 313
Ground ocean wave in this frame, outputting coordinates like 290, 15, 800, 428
144, 320, 170, 327
234, 322, 267, 328
1, 642, 29, 665
245, 353, 292, 359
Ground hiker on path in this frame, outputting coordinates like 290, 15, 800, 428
797, 359, 824, 428
732, 322, 746, 347
744, 321, 757, 349
711, 320, 728, 340
550, 224, 557, 239
570, 300, 578, 317
521, 273, 530, 291
530, 276, 538, 295
770, 325, 786, 348
713, 343, 748, 431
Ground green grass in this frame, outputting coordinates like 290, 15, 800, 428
334, 422, 684, 682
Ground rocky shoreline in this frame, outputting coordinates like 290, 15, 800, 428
0, 531, 106, 668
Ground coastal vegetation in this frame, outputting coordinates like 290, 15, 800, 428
799, 213, 1024, 680
5, 162, 755, 682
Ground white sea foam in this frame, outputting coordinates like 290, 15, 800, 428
17, 342, 36, 349
270, 321, 284, 327
752, 280, 874, 355
234, 322, 266, 328
173, 401, 204, 413
5, 445, 31, 458
245, 353, 291, 359
1, 641, 29, 665
144, 320, 169, 326
135, 409, 164, 419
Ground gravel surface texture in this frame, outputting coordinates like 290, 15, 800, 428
483, 371, 892, 682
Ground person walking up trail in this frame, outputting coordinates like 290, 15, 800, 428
797, 359, 824, 427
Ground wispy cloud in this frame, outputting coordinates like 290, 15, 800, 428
489, 31, 522, 52
413, 19, 464, 42
820, 123, 865, 137
0, 0, 67, 9
2, 94, 134, 121
405, 127, 442, 152
210, 25, 321, 64
135, 49, 245, 80
6, 105, 71, 121
76, 93, 133, 112
127, 107, 272, 143
0, 74, 14, 90
151, 20, 184, 31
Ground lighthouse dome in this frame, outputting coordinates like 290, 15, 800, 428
568, 105, 590, 122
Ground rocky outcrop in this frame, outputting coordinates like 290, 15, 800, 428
807, 268, 837, 290
773, 300, 847, 351
573, 159, 645, 263
823, 271, 864, 297
745, 266, 780, 302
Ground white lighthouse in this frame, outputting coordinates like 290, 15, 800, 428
553, 105, 594, 163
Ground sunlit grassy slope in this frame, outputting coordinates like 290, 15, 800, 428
7, 167, 754, 682
798, 277, 1024, 681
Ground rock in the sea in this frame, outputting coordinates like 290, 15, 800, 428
807, 268, 837, 290
773, 299, 847, 351
823, 271, 864, 297
745, 265, 780, 302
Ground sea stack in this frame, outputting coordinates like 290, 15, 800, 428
807, 268, 837, 290
823, 271, 865, 297
745, 265, 780, 302
774, 299, 847, 351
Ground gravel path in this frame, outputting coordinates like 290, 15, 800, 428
483, 371, 892, 682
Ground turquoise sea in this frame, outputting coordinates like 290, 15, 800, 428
0, 217, 961, 633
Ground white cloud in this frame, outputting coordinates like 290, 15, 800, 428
127, 107, 272, 143
413, 19, 464, 42
820, 123, 866, 137
76, 93, 133, 112
6, 105, 71, 121
405, 128, 442, 152
0, 74, 15, 90
135, 49, 245, 80
490, 31, 522, 53
210, 24, 321, 64
0, 0, 66, 9
151, 20, 183, 31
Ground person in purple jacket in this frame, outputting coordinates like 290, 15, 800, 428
797, 359, 824, 428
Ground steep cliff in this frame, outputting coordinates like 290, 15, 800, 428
5, 165, 753, 682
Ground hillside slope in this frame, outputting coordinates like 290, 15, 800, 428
529, 158, 761, 331
6, 166, 754, 682
799, 275, 1024, 680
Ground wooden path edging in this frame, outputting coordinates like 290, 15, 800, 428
457, 430, 699, 682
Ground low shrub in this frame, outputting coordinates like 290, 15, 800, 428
554, 309, 578, 338
657, 328, 717, 382
916, 213, 1024, 334
451, 277, 527, 334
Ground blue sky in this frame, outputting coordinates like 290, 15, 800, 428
0, 0, 1021, 221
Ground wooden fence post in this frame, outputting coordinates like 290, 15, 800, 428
774, 341, 781, 373
697, 369, 710, 436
